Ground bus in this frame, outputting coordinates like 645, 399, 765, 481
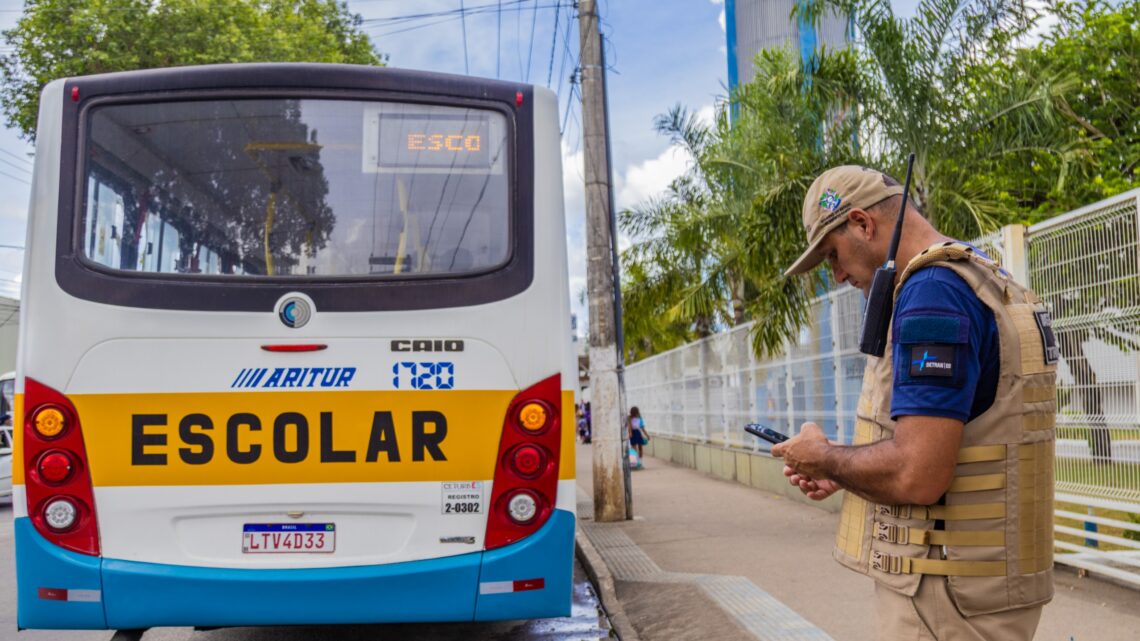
14, 63, 576, 631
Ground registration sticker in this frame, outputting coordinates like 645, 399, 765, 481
242, 523, 335, 554
442, 481, 484, 515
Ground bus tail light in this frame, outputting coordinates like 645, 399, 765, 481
37, 451, 75, 484
43, 497, 79, 531
23, 378, 100, 556
484, 374, 561, 550
506, 491, 539, 524
508, 444, 546, 478
32, 406, 66, 439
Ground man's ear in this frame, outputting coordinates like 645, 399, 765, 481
847, 208, 875, 241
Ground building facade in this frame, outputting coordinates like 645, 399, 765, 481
726, 0, 850, 89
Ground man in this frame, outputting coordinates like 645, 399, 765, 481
772, 166, 1058, 640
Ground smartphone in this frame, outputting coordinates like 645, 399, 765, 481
744, 423, 789, 444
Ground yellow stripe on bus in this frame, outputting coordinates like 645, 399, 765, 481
15, 389, 576, 487
12, 393, 23, 485
560, 390, 575, 480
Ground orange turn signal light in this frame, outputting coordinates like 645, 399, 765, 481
34, 407, 66, 439
517, 402, 548, 432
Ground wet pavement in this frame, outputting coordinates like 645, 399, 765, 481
0, 504, 614, 641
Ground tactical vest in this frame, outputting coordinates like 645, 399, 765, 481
833, 242, 1057, 616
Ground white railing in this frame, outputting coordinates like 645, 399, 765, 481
623, 188, 1140, 587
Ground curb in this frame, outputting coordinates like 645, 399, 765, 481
575, 527, 641, 641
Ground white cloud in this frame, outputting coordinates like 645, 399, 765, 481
613, 103, 714, 215
696, 104, 716, 127
566, 135, 696, 339
711, 0, 725, 32
616, 146, 691, 214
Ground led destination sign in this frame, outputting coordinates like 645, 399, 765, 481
378, 114, 492, 169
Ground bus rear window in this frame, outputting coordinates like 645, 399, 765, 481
81, 99, 511, 277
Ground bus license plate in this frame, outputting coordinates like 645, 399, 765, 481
242, 523, 336, 554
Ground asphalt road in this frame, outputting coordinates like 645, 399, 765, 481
0, 504, 611, 641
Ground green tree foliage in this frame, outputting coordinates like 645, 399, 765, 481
984, 0, 1139, 218
1, 0, 382, 140
622, 0, 1139, 361
620, 48, 861, 359
801, 0, 1086, 239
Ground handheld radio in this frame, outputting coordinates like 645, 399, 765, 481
858, 153, 916, 357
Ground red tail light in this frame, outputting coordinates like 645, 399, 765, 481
484, 374, 562, 550
37, 451, 75, 484
23, 378, 100, 555
509, 444, 547, 478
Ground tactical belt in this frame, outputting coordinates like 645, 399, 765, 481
874, 522, 1004, 546
871, 550, 1007, 577
876, 503, 1005, 520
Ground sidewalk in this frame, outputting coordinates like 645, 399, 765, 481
574, 442, 1140, 641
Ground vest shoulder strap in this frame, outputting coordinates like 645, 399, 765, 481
896, 241, 1003, 295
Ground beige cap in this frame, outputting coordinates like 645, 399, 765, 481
784, 165, 905, 276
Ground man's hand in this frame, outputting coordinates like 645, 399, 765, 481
783, 466, 841, 500
772, 416, 964, 506
770, 422, 832, 480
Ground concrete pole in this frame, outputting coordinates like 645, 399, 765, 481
579, 0, 627, 522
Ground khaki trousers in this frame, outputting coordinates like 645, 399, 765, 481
874, 578, 1043, 640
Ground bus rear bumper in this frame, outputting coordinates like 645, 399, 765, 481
14, 517, 107, 629
15, 509, 575, 629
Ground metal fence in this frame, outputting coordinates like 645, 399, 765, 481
624, 188, 1140, 587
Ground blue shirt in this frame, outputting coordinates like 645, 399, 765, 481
890, 263, 1000, 423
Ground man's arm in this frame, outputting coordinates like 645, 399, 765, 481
772, 415, 963, 505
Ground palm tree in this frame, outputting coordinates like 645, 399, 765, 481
799, 0, 1089, 239
620, 46, 863, 359
618, 112, 724, 359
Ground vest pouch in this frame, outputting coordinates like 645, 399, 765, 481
943, 454, 1011, 615
944, 439, 1055, 615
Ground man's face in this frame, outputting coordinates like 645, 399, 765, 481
816, 214, 881, 297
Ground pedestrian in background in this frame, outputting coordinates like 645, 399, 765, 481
582, 402, 592, 444
576, 404, 591, 444
628, 406, 649, 466
773, 166, 1057, 640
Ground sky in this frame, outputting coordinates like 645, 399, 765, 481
0, 0, 922, 323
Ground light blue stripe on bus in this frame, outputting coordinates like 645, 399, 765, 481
16, 509, 575, 629
475, 508, 574, 620
14, 517, 107, 629
101, 545, 481, 628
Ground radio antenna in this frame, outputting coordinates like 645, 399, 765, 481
857, 153, 916, 357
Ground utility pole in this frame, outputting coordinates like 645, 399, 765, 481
578, 0, 626, 522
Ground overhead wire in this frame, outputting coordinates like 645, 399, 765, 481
459, 0, 470, 74
554, 6, 575, 99
545, 3, 560, 86
0, 148, 33, 167
524, 0, 540, 82
0, 155, 31, 175
0, 169, 30, 186
568, 82, 583, 154
367, 3, 563, 39
561, 76, 575, 135
360, 0, 531, 27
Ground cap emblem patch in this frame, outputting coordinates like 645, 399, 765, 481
819, 189, 842, 213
